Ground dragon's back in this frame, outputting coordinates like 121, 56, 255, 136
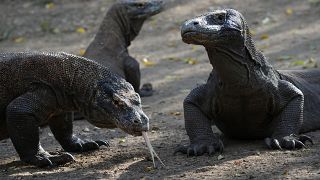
0, 52, 107, 140
279, 69, 320, 132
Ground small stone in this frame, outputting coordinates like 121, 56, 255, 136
93, 127, 100, 131
83, 127, 90, 132
217, 155, 224, 160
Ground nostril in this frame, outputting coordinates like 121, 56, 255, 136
193, 21, 199, 26
133, 119, 140, 124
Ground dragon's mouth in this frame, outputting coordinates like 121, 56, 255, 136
182, 31, 197, 36
121, 128, 143, 136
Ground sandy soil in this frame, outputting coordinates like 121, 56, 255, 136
1, 0, 320, 179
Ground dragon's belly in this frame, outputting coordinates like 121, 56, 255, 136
215, 94, 274, 139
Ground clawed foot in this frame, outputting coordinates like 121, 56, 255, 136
174, 139, 224, 156
139, 83, 153, 97
62, 137, 109, 152
265, 134, 313, 150
22, 151, 75, 168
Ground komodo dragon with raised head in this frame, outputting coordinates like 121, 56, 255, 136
175, 9, 316, 156
0, 52, 149, 167
84, 0, 163, 97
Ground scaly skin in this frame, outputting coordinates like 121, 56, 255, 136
84, 0, 163, 97
175, 9, 316, 157
0, 52, 149, 167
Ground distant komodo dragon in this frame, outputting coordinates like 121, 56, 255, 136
0, 52, 149, 167
84, 0, 163, 97
175, 9, 316, 156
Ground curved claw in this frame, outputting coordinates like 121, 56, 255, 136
273, 139, 282, 150
174, 139, 224, 157
295, 140, 306, 149
82, 141, 100, 151
265, 138, 282, 150
95, 140, 110, 147
49, 153, 75, 166
265, 134, 313, 150
26, 156, 53, 168
299, 135, 314, 145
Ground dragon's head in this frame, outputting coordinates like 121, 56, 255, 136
181, 9, 251, 48
108, 0, 164, 42
181, 9, 263, 84
88, 74, 149, 136
121, 0, 164, 19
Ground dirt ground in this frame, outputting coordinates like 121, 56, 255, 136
1, 0, 320, 179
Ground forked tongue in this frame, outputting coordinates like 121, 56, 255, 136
142, 131, 165, 168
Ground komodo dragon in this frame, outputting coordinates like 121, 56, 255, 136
84, 0, 163, 97
175, 9, 316, 156
0, 52, 149, 167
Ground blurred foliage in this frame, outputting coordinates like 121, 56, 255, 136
309, 0, 320, 6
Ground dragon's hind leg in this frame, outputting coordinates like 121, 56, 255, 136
6, 90, 74, 167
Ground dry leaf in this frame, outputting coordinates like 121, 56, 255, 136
45, 2, 55, 9
119, 138, 126, 144
286, 8, 293, 15
79, 49, 86, 56
13, 37, 25, 43
141, 58, 156, 67
170, 111, 181, 116
183, 58, 198, 65
165, 75, 180, 80
76, 27, 86, 33
277, 55, 292, 61
260, 34, 269, 40
291, 60, 305, 66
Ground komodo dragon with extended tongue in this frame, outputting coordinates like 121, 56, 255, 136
84, 0, 163, 97
175, 9, 316, 156
0, 52, 149, 167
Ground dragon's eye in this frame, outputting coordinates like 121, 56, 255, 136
217, 14, 224, 21
206, 13, 225, 25
135, 3, 145, 9
112, 94, 126, 107
113, 99, 125, 107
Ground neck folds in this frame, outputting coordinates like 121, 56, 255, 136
206, 47, 251, 88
